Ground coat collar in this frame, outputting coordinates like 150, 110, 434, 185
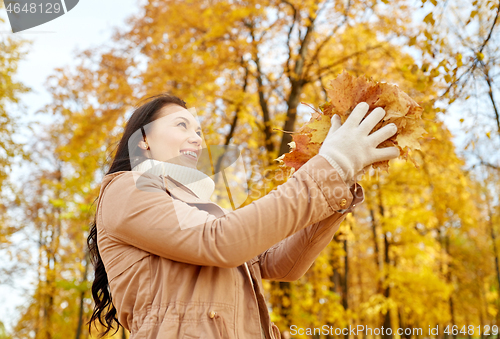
161, 174, 212, 205
98, 170, 224, 209
132, 159, 215, 201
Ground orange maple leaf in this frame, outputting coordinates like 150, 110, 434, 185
275, 71, 427, 174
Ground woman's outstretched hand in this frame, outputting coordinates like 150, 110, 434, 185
318, 102, 399, 184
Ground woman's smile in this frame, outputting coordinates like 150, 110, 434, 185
180, 149, 199, 161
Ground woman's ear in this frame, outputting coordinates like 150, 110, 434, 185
138, 141, 149, 150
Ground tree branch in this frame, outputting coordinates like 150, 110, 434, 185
440, 0, 500, 99
281, 0, 299, 79
247, 19, 275, 156
478, 0, 500, 55
481, 62, 500, 138
303, 0, 352, 76
306, 44, 384, 84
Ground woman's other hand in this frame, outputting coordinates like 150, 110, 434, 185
318, 102, 399, 184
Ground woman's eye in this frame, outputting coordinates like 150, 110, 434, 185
178, 122, 201, 136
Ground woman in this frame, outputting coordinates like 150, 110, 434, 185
87, 93, 399, 339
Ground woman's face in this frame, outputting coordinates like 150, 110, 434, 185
139, 104, 203, 168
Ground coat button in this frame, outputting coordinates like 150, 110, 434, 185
209, 310, 216, 319
340, 199, 347, 208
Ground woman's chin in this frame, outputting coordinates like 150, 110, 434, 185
180, 154, 199, 168
166, 157, 198, 169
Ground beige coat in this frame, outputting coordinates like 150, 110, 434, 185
96, 155, 364, 339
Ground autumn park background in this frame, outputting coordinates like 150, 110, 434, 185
0, 0, 499, 338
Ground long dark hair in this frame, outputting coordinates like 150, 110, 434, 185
87, 93, 188, 338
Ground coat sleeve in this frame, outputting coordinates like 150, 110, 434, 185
98, 155, 357, 268
257, 184, 365, 281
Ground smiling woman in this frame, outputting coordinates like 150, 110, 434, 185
86, 93, 397, 339
137, 105, 204, 168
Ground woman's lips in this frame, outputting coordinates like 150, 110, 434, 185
180, 152, 197, 161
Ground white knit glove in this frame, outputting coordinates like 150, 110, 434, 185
318, 102, 399, 185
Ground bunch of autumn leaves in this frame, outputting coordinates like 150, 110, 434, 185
276, 71, 427, 175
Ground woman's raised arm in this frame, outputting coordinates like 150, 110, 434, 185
257, 184, 364, 281
98, 154, 353, 268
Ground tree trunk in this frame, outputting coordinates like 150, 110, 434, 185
382, 232, 392, 339
44, 167, 63, 339
75, 251, 90, 339
278, 78, 305, 158
485, 192, 500, 328
378, 186, 392, 339
327, 234, 342, 339
279, 281, 292, 328
343, 238, 349, 339
370, 208, 383, 294
278, 12, 317, 158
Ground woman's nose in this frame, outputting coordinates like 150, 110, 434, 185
189, 131, 203, 145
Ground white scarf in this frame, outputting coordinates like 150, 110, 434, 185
132, 159, 215, 201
